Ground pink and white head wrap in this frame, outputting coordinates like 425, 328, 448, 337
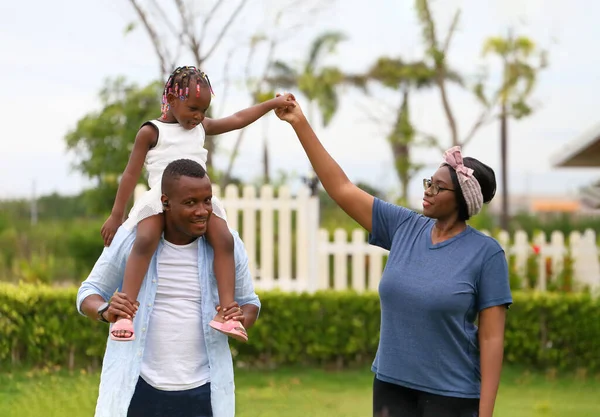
440, 146, 484, 217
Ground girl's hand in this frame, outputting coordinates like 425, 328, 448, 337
274, 94, 305, 126
272, 92, 296, 108
101, 214, 123, 247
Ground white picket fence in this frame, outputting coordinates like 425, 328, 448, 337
494, 228, 600, 292
135, 183, 600, 294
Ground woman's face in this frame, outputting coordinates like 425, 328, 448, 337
422, 166, 459, 220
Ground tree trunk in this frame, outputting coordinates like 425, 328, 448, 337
437, 72, 459, 147
68, 345, 75, 371
262, 136, 270, 184
390, 90, 412, 206
205, 107, 216, 168
220, 129, 246, 188
262, 117, 270, 184
393, 143, 410, 205
500, 102, 509, 231
205, 136, 215, 168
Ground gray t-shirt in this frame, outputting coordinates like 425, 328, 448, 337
369, 198, 512, 398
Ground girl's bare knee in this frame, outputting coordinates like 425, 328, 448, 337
208, 219, 234, 254
221, 231, 234, 253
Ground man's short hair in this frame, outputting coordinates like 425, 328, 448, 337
161, 159, 207, 195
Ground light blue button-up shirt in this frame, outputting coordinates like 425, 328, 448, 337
76, 226, 261, 417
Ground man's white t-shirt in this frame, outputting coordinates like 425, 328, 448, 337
140, 238, 210, 391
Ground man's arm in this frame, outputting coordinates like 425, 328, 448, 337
80, 294, 111, 321
80, 292, 138, 323
230, 231, 261, 318
240, 304, 259, 329
76, 227, 136, 316
219, 301, 259, 330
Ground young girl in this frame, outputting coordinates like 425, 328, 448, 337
101, 65, 291, 342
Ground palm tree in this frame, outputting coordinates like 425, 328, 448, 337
480, 33, 547, 230
368, 57, 461, 205
414, 0, 463, 147
269, 31, 349, 128
267, 31, 351, 194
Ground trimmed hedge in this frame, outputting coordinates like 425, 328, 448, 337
1, 284, 598, 371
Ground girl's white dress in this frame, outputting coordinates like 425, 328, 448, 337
122, 120, 227, 231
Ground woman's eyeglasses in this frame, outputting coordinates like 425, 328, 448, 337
423, 178, 455, 196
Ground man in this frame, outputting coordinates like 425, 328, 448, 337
77, 158, 261, 417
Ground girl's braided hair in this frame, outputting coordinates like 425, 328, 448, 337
161, 66, 213, 117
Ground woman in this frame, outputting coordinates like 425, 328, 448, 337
275, 97, 512, 417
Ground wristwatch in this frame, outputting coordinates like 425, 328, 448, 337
97, 302, 110, 323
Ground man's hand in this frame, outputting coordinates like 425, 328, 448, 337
274, 94, 305, 126
104, 292, 139, 323
216, 301, 260, 329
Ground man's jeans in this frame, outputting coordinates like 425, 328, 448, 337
127, 377, 212, 417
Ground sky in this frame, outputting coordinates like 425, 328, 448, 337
1, 0, 599, 208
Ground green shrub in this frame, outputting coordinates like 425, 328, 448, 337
504, 291, 600, 371
0, 219, 104, 284
1, 284, 598, 372
0, 284, 106, 369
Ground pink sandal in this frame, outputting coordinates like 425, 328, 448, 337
110, 319, 135, 341
209, 319, 248, 342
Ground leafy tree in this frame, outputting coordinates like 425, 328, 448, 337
65, 78, 162, 214
126, 0, 335, 179
478, 32, 548, 230
270, 31, 349, 128
415, 0, 465, 147
367, 57, 442, 205
269, 31, 367, 195
414, 1, 548, 230
126, 0, 251, 166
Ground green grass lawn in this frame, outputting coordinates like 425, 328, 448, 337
0, 366, 598, 417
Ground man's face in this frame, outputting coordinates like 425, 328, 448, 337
161, 175, 213, 240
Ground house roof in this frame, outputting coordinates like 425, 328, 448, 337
552, 121, 600, 167
530, 199, 580, 212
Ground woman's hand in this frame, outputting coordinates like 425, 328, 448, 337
274, 94, 306, 126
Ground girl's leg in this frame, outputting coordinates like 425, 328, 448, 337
112, 214, 164, 340
205, 215, 236, 320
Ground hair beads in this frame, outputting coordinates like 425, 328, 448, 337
160, 66, 215, 118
